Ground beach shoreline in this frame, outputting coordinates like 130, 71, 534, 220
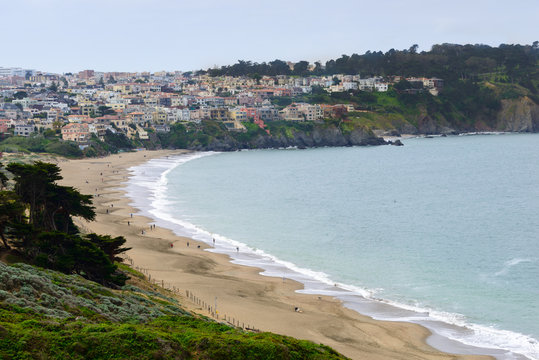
58, 150, 492, 360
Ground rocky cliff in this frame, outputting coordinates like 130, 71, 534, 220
193, 125, 387, 152
495, 96, 539, 132
375, 96, 539, 136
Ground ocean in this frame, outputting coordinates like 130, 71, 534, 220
126, 133, 539, 360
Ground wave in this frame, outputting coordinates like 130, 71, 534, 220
495, 258, 535, 277
125, 152, 538, 360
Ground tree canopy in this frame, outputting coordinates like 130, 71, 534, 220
0, 161, 127, 287
203, 43, 538, 83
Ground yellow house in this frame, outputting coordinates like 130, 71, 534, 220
80, 104, 96, 116
112, 84, 132, 94
127, 125, 149, 140
152, 110, 168, 124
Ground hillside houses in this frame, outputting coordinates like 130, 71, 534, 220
0, 68, 444, 144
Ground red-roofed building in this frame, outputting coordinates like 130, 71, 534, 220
61, 123, 90, 142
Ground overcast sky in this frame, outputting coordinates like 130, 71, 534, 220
2, 0, 537, 74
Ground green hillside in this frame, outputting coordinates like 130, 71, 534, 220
0, 260, 346, 360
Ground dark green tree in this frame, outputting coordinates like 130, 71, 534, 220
0, 191, 26, 249
98, 105, 115, 116
7, 162, 62, 226
85, 233, 131, 263
33, 231, 127, 286
13, 91, 27, 99
6, 162, 95, 231
292, 61, 310, 76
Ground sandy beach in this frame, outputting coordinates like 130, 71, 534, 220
57, 150, 492, 360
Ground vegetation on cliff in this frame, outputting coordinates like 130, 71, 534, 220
0, 259, 346, 359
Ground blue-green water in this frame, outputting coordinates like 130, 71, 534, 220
127, 134, 539, 359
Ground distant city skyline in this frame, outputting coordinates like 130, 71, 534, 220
2, 0, 538, 74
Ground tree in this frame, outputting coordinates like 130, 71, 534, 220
292, 61, 309, 76
85, 233, 131, 263
33, 231, 127, 286
249, 73, 262, 84
0, 163, 8, 190
48, 82, 58, 92
7, 162, 62, 226
13, 91, 27, 99
98, 105, 115, 116
0, 191, 26, 249
6, 162, 94, 231
45, 185, 95, 233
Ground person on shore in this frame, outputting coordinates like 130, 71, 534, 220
127, 221, 130, 226
236, 247, 239, 252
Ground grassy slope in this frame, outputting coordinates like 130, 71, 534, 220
0, 260, 347, 360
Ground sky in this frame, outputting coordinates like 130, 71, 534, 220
2, 0, 538, 74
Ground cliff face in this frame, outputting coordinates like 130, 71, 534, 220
495, 97, 539, 132
376, 96, 539, 136
194, 125, 387, 152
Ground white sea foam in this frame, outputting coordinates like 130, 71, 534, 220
495, 258, 535, 277
125, 151, 539, 360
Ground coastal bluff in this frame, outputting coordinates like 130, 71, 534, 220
189, 124, 387, 152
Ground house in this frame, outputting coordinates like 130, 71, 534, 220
61, 123, 90, 142
257, 106, 280, 122
68, 115, 92, 123
88, 123, 107, 140
374, 83, 388, 92
229, 108, 248, 122
280, 104, 304, 121
14, 124, 35, 137
128, 112, 145, 125
222, 119, 246, 131
0, 119, 11, 134
127, 125, 149, 140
